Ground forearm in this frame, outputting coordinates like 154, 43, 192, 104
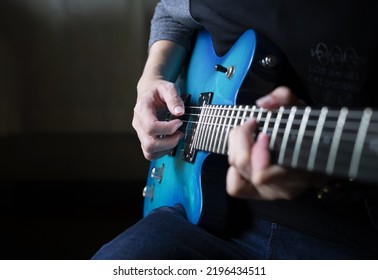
138, 40, 188, 89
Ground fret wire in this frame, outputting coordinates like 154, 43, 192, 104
244, 106, 252, 122
185, 138, 378, 184
326, 107, 348, 175
191, 104, 206, 152
185, 119, 378, 185
210, 106, 223, 153
220, 106, 233, 154
217, 105, 231, 154
292, 107, 311, 168
308, 107, 328, 171
185, 106, 378, 122
184, 120, 377, 147
193, 109, 350, 132
234, 105, 243, 126
255, 105, 262, 123
278, 106, 297, 165
209, 106, 218, 152
221, 106, 235, 154
201, 105, 212, 150
184, 115, 367, 133
349, 108, 373, 179
183, 105, 363, 117
269, 107, 284, 150
230, 107, 241, 147
262, 111, 272, 134
204, 106, 215, 152
203, 106, 216, 151
186, 135, 377, 166
197, 105, 209, 150
194, 106, 204, 150
244, 106, 251, 124
183, 107, 377, 134
240, 105, 249, 125
187, 105, 378, 161
216, 105, 229, 153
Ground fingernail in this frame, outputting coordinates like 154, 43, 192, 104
257, 132, 269, 145
174, 106, 184, 115
256, 95, 273, 107
176, 121, 183, 129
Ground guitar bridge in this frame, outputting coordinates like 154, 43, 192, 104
183, 92, 213, 163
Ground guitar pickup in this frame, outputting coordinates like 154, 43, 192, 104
167, 93, 191, 156
182, 92, 213, 163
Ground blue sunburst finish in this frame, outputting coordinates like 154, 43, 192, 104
143, 30, 256, 225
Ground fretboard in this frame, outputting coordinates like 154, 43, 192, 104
183, 105, 378, 184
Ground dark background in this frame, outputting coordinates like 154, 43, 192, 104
0, 0, 157, 259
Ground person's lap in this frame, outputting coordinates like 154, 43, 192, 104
91, 205, 253, 259
92, 205, 371, 260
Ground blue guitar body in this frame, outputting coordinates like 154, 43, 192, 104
143, 30, 256, 230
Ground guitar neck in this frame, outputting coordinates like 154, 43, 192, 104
185, 105, 378, 184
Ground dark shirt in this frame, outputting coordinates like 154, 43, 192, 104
150, 0, 378, 257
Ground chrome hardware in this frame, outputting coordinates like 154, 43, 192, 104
150, 165, 164, 182
260, 55, 278, 68
214, 64, 235, 78
142, 185, 154, 198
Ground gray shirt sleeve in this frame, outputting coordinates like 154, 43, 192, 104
149, 0, 202, 50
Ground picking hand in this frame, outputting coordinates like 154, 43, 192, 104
132, 79, 185, 160
132, 40, 187, 161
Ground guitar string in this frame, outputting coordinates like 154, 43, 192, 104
178, 118, 377, 154
180, 118, 378, 140
184, 106, 378, 126
178, 112, 378, 143
182, 105, 378, 121
175, 137, 378, 177
173, 105, 378, 137
177, 126, 378, 175
181, 122, 378, 161
178, 123, 378, 163
174, 107, 378, 172
184, 104, 377, 115
180, 106, 378, 131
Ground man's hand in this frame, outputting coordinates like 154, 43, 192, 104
132, 80, 185, 160
132, 40, 187, 160
226, 86, 325, 200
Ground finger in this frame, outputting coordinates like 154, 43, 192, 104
250, 132, 271, 186
134, 99, 183, 138
226, 166, 259, 199
143, 147, 177, 161
228, 118, 257, 179
144, 116, 183, 138
157, 82, 185, 116
255, 86, 305, 109
140, 131, 184, 161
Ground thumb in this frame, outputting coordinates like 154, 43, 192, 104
158, 82, 185, 116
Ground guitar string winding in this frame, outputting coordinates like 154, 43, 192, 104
172, 105, 378, 172
179, 105, 378, 142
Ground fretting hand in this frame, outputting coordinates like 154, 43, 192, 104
226, 86, 326, 200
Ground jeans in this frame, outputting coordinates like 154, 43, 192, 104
92, 205, 371, 260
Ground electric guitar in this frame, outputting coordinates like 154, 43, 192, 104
142, 29, 378, 229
